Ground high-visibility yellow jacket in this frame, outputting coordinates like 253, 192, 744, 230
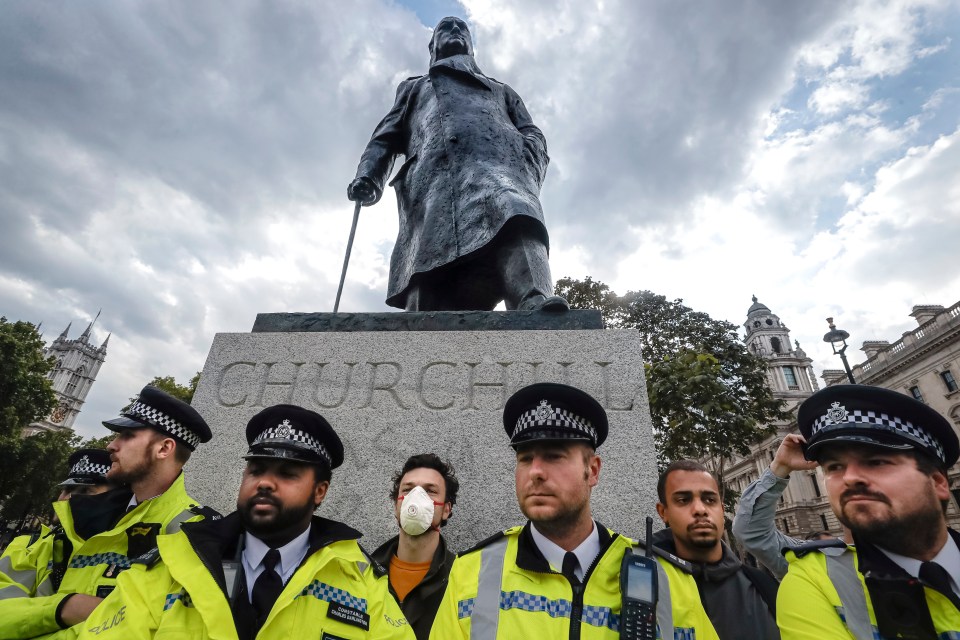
72, 512, 414, 640
429, 523, 719, 640
778, 534, 960, 639
0, 474, 212, 640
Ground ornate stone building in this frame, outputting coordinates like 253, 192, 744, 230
823, 300, 960, 526
25, 316, 109, 435
721, 297, 843, 540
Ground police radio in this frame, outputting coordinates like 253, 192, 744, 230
620, 517, 658, 640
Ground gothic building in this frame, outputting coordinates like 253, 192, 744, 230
25, 315, 109, 436
721, 297, 843, 539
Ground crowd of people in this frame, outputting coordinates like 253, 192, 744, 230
0, 380, 957, 638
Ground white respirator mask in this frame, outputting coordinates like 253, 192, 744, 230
398, 486, 444, 536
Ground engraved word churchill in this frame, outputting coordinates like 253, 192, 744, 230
215, 359, 639, 412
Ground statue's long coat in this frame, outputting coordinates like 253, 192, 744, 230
354, 55, 549, 309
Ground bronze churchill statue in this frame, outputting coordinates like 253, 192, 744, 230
348, 17, 568, 313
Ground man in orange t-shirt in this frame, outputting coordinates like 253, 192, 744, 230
372, 453, 459, 639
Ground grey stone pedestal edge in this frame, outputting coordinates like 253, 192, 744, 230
188, 315, 658, 551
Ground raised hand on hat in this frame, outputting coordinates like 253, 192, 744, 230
770, 434, 818, 479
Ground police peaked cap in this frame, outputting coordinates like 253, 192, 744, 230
798, 384, 959, 467
59, 448, 113, 487
103, 385, 212, 451
503, 383, 608, 449
244, 404, 344, 469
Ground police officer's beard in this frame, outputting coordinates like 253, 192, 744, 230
838, 488, 944, 557
106, 448, 153, 487
238, 492, 318, 540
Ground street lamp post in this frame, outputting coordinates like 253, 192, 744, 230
823, 317, 856, 384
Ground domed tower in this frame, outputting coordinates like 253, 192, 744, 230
27, 313, 109, 434
743, 296, 818, 404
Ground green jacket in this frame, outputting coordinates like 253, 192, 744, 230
778, 532, 960, 639
0, 474, 212, 640
429, 523, 719, 640
74, 512, 415, 640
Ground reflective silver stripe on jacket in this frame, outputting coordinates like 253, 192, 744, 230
824, 550, 873, 640
164, 508, 196, 534
0, 555, 37, 599
654, 561, 673, 640
472, 537, 509, 640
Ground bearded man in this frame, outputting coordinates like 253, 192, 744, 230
778, 385, 960, 638
0, 386, 216, 638
348, 16, 568, 312
71, 404, 413, 640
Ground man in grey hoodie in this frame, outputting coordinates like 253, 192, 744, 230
655, 460, 780, 640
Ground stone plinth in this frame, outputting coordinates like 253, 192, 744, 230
188, 322, 657, 551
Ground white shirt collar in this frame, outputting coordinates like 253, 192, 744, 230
878, 534, 960, 596
529, 520, 600, 582
243, 526, 311, 587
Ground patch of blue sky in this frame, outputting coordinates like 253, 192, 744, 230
395, 0, 465, 27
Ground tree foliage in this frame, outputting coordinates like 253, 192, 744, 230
125, 372, 201, 409
0, 318, 57, 438
556, 278, 789, 504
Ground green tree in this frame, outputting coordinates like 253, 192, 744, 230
0, 318, 57, 439
556, 278, 789, 507
124, 372, 201, 409
0, 430, 76, 526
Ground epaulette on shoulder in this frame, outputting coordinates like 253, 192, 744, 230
357, 543, 388, 578
458, 530, 511, 557
782, 538, 848, 559
130, 546, 162, 569
189, 505, 222, 521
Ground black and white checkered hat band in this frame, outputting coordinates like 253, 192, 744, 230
128, 400, 201, 449
253, 426, 331, 465
69, 459, 111, 479
812, 409, 946, 463
513, 405, 596, 442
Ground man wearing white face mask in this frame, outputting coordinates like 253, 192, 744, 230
372, 453, 460, 639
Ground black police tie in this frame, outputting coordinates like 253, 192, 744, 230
252, 549, 283, 624
562, 551, 581, 586
919, 561, 960, 608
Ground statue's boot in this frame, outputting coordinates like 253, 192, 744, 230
518, 294, 570, 312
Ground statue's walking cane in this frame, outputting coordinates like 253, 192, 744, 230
333, 200, 362, 313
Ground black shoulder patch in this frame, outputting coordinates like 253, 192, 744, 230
189, 505, 222, 521
782, 537, 848, 559
357, 544, 388, 578
130, 546, 162, 568
459, 530, 507, 557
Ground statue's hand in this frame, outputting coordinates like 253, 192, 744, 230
347, 177, 378, 205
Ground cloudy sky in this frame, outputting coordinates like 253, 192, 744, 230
2, 0, 958, 439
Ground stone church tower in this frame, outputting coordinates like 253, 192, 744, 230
27, 314, 109, 435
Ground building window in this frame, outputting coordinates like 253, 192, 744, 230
909, 386, 924, 402
771, 337, 782, 353
941, 370, 958, 392
783, 519, 790, 533
820, 514, 829, 530
783, 366, 798, 388
810, 475, 821, 497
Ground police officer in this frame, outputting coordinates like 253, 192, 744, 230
778, 384, 960, 638
430, 383, 718, 639
74, 404, 414, 639
56, 449, 116, 502
0, 385, 216, 639
0, 448, 114, 608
